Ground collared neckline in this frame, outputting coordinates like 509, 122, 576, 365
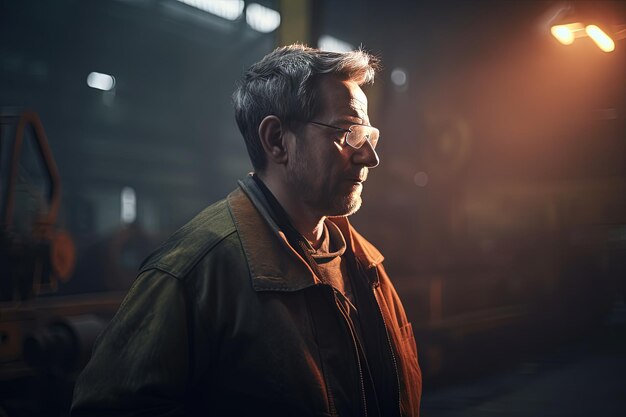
228, 175, 384, 292
310, 220, 346, 260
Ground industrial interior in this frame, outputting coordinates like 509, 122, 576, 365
1, 0, 625, 415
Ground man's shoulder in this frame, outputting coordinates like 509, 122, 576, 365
139, 196, 239, 279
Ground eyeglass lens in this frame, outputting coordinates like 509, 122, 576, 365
347, 125, 379, 149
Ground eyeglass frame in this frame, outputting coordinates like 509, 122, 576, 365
305, 121, 380, 150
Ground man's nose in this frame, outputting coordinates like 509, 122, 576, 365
352, 140, 379, 168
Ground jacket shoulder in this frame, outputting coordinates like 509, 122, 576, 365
139, 198, 237, 279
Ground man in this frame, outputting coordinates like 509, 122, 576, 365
72, 44, 421, 417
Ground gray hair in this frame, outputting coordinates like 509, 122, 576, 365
232, 44, 380, 172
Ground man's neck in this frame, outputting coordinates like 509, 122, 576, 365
256, 172, 325, 248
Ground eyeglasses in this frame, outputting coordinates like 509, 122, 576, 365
307, 121, 380, 150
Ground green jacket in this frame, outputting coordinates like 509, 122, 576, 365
71, 178, 421, 416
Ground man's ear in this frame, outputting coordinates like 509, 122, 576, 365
258, 115, 289, 165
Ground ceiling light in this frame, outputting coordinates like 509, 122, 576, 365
87, 72, 115, 91
176, 0, 244, 21
246, 3, 280, 33
318, 35, 354, 53
585, 25, 615, 52
550, 22, 584, 45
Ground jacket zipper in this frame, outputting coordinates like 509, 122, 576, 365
332, 289, 368, 417
370, 274, 402, 417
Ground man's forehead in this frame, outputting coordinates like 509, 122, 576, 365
319, 77, 369, 120
345, 84, 369, 124
349, 97, 368, 119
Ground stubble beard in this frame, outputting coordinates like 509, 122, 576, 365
335, 188, 362, 217
288, 147, 363, 218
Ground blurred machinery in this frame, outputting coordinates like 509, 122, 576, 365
1, 111, 75, 301
0, 111, 122, 416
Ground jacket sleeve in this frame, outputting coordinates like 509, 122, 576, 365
71, 269, 195, 417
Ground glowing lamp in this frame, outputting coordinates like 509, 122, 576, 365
550, 22, 584, 45
551, 25, 575, 45
585, 25, 615, 52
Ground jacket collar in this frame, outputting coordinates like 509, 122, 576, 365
227, 176, 384, 292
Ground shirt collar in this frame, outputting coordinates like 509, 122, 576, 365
228, 175, 384, 292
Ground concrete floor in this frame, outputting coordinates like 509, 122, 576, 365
421, 302, 626, 417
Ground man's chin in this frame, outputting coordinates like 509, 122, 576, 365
330, 193, 362, 217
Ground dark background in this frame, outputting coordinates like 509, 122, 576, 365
1, 0, 625, 416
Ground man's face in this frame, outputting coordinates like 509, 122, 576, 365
286, 76, 379, 218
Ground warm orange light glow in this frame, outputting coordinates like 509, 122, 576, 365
551, 25, 575, 45
585, 25, 615, 52
550, 23, 584, 45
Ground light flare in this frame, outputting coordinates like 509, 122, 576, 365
550, 22, 583, 45
87, 72, 115, 91
551, 25, 575, 45
176, 0, 244, 21
585, 25, 615, 52
246, 3, 280, 33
